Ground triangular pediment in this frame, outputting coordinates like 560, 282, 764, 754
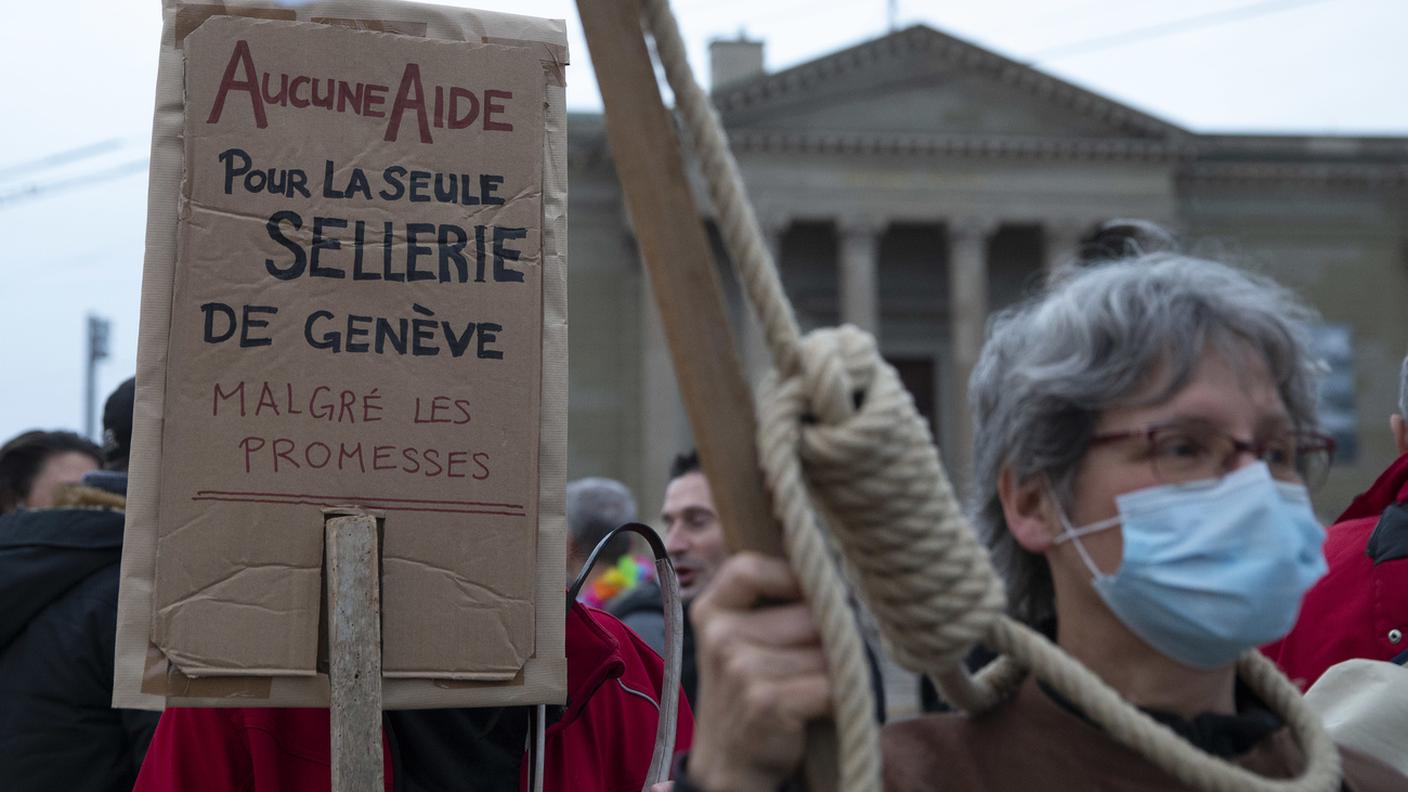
715, 25, 1186, 143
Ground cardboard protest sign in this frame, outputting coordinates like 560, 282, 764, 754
116, 0, 569, 710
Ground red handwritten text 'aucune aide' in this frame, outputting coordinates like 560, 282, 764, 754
206, 39, 517, 144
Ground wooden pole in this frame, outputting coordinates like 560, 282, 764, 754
576, 0, 782, 559
325, 511, 384, 792
575, 2, 837, 788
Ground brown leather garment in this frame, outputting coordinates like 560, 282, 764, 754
882, 678, 1406, 791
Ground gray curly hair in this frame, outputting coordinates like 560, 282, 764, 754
968, 254, 1323, 626
566, 477, 638, 565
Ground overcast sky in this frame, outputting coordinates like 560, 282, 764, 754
1, 0, 1404, 444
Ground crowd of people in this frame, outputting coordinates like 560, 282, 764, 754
2, 236, 1407, 790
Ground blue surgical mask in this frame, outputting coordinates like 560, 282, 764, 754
1053, 462, 1328, 669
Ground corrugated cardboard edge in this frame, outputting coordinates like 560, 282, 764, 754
114, 0, 568, 711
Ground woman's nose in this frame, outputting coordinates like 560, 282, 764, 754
1226, 446, 1261, 473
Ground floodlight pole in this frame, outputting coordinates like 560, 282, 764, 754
85, 314, 111, 441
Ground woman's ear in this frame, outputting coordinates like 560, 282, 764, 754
998, 466, 1056, 554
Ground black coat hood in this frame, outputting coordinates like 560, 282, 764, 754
0, 507, 125, 651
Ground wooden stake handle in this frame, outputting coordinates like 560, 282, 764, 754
576, 0, 782, 558
575, 2, 837, 789
325, 511, 384, 792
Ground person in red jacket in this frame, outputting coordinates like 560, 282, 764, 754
134, 602, 693, 792
1265, 354, 1408, 689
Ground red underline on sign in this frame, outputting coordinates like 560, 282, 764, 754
191, 492, 526, 517
195, 489, 524, 510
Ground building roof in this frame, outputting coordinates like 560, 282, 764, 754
572, 23, 1408, 184
712, 24, 1186, 141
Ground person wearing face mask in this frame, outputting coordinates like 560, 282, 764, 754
676, 254, 1406, 791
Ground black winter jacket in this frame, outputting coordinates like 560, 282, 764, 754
0, 501, 159, 791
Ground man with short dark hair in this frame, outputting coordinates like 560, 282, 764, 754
610, 451, 726, 707
657, 452, 729, 604
1267, 354, 1408, 686
612, 451, 891, 721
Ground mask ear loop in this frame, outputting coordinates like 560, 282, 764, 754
1047, 484, 1120, 581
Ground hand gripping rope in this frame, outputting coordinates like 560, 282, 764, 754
633, 1, 1343, 790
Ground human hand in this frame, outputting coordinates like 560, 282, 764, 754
686, 553, 830, 792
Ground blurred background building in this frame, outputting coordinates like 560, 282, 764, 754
565, 24, 1408, 521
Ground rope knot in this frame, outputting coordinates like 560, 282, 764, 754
794, 325, 878, 429
758, 324, 1008, 677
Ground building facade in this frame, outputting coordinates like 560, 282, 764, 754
566, 25, 1408, 521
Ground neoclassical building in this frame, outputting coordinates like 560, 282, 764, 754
566, 24, 1408, 519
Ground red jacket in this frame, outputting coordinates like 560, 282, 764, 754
1265, 453, 1408, 689
134, 603, 693, 791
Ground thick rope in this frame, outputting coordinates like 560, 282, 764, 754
755, 328, 1011, 713
636, 1, 1341, 790
979, 622, 1342, 792
637, 0, 803, 378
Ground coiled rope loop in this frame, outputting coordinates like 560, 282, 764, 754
977, 621, 1343, 792
636, 0, 1342, 789
754, 326, 1011, 791
764, 327, 1009, 680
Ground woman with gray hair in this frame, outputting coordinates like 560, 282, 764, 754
970, 253, 1324, 636
677, 254, 1405, 791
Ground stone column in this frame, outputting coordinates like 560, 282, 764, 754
740, 218, 787, 380
947, 218, 998, 480
1043, 220, 1087, 274
837, 217, 885, 339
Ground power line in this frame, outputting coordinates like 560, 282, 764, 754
741, 0, 852, 28
684, 0, 1328, 77
1007, 0, 1134, 35
1030, 0, 1333, 62
0, 158, 148, 208
0, 138, 127, 182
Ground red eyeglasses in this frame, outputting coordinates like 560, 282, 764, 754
1088, 419, 1336, 491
